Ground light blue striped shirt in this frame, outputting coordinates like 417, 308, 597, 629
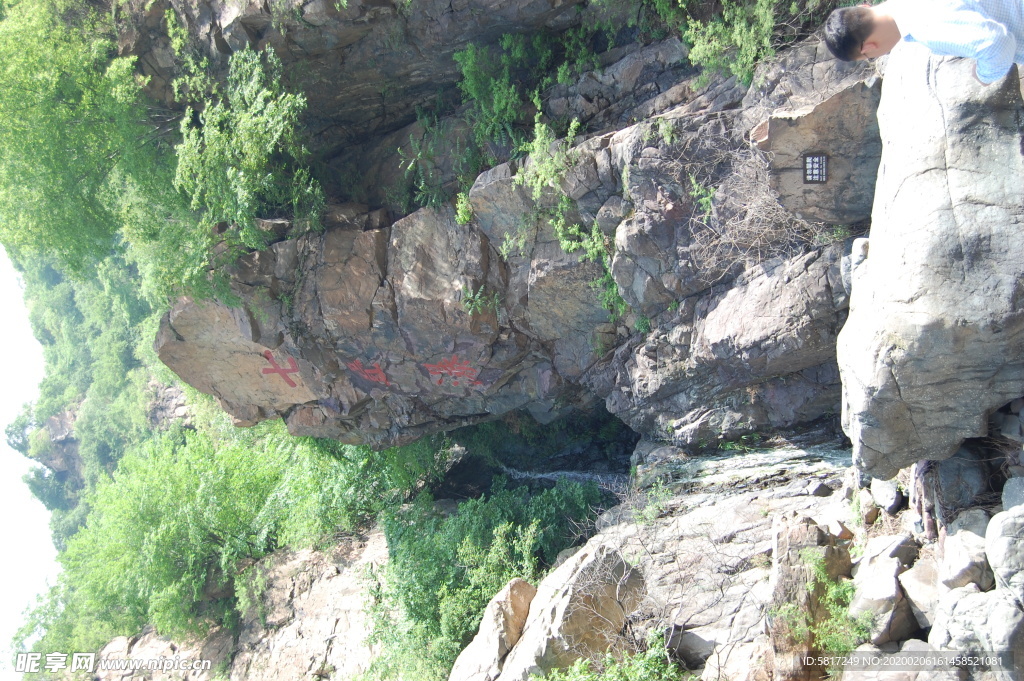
889, 0, 1024, 83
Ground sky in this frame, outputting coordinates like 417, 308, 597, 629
0, 248, 58, 679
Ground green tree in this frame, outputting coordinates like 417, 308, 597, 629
0, 0, 150, 271
173, 43, 324, 251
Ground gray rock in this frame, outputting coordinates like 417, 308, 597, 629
157, 207, 573, 447
496, 545, 644, 681
898, 554, 943, 629
849, 534, 921, 645
449, 579, 537, 681
985, 505, 1024, 596
837, 42, 1024, 479
836, 640, 967, 681
871, 478, 904, 515
759, 79, 882, 224
928, 584, 1024, 671
843, 465, 870, 501
935, 446, 994, 520
700, 635, 772, 681
859, 488, 881, 526
1002, 477, 1024, 510
939, 509, 994, 591
1000, 414, 1024, 442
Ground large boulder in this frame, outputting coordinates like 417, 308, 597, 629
898, 553, 942, 629
449, 578, 538, 681
986, 505, 1024, 596
495, 545, 644, 681
155, 37, 884, 449
838, 43, 1024, 479
928, 584, 1024, 673
849, 534, 920, 645
157, 208, 570, 446
593, 243, 850, 447
938, 509, 993, 591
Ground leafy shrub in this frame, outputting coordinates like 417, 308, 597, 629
13, 414, 448, 658
173, 45, 324, 251
773, 547, 872, 673
0, 0, 151, 272
454, 42, 526, 152
362, 478, 603, 680
455, 192, 474, 224
537, 639, 682, 681
684, 0, 833, 85
800, 548, 872, 655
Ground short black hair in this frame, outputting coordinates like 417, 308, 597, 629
824, 6, 875, 61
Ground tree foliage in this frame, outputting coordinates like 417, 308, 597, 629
173, 43, 324, 251
362, 478, 604, 681
0, 0, 323, 300
13, 413, 449, 659
0, 0, 151, 271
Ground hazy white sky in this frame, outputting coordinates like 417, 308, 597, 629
0, 248, 58, 679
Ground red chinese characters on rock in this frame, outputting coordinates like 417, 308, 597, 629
261, 350, 300, 388
424, 355, 483, 387
347, 359, 391, 386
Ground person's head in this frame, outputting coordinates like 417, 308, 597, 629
824, 5, 899, 61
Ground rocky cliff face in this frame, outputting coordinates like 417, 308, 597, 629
839, 43, 1024, 479
121, 0, 582, 150
155, 33, 882, 449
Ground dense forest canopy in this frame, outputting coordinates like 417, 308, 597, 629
1, 0, 839, 676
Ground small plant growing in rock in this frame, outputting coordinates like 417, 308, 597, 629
657, 117, 676, 146
454, 192, 473, 225
635, 315, 651, 334
461, 285, 501, 315
537, 634, 681, 681
635, 479, 671, 525
719, 433, 761, 452
688, 172, 716, 218
798, 548, 872, 664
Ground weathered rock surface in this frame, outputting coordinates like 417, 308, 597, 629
95, 626, 234, 681
157, 39, 881, 448
594, 243, 851, 447
837, 640, 967, 681
754, 79, 881, 224
449, 578, 537, 681
939, 509, 993, 591
928, 584, 1024, 673
849, 534, 920, 645
985, 505, 1024, 596
838, 42, 1024, 479
495, 545, 644, 681
899, 552, 942, 629
121, 0, 582, 156
593, 442, 853, 675
93, 531, 388, 681
157, 207, 574, 446
871, 478, 904, 515
32, 411, 84, 493
700, 635, 772, 681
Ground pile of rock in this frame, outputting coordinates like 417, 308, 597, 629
840, 476, 1024, 678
